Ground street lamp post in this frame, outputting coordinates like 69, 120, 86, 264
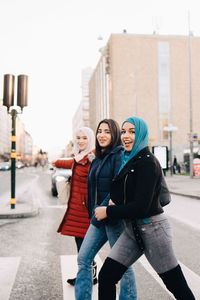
3, 74, 28, 209
163, 124, 178, 176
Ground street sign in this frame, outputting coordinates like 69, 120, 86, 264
188, 133, 198, 142
152, 146, 168, 170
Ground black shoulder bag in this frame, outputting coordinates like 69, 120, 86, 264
159, 172, 171, 207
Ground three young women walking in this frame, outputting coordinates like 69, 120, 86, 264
95, 116, 195, 300
75, 119, 137, 300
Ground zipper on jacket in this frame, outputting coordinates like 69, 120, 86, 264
123, 173, 128, 204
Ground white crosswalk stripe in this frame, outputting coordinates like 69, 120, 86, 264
139, 256, 200, 299
60, 254, 103, 300
0, 257, 21, 300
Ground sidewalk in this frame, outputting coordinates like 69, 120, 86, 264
165, 174, 200, 199
0, 175, 199, 219
0, 191, 39, 219
0, 203, 39, 219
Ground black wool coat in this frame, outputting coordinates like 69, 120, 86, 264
107, 147, 164, 220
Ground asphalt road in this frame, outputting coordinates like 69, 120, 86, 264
0, 167, 199, 300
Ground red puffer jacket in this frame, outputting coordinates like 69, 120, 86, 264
56, 154, 92, 238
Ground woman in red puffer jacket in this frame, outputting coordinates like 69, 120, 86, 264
54, 126, 95, 286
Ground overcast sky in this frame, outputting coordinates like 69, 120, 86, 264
0, 0, 199, 160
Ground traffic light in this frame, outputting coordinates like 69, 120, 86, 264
17, 75, 28, 110
3, 74, 15, 110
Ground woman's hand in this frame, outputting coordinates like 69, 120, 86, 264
95, 207, 107, 220
109, 199, 115, 206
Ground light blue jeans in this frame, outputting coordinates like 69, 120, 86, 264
75, 222, 137, 300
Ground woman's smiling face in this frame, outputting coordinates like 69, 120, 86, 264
97, 122, 112, 149
121, 122, 135, 152
76, 130, 89, 152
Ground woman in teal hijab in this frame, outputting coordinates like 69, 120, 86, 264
119, 116, 149, 172
95, 116, 195, 300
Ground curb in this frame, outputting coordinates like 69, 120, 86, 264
0, 207, 40, 219
169, 191, 200, 200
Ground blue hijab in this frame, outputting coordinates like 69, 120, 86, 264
119, 116, 149, 172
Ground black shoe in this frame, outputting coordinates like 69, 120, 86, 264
67, 278, 76, 286
67, 277, 97, 286
67, 262, 98, 287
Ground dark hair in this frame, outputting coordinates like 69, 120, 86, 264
95, 119, 122, 158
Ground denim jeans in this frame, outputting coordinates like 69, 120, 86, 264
75, 222, 137, 300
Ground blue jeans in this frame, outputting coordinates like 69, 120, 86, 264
75, 222, 137, 300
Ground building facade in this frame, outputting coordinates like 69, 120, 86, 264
16, 116, 26, 160
0, 100, 11, 161
89, 33, 200, 162
24, 131, 34, 165
0, 99, 35, 163
72, 67, 93, 140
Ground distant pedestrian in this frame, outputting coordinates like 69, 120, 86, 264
173, 155, 178, 174
75, 119, 137, 300
95, 116, 195, 300
54, 127, 96, 286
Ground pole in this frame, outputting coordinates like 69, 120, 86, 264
169, 131, 173, 176
10, 109, 17, 209
188, 11, 193, 178
3, 73, 28, 209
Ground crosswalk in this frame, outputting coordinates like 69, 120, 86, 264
0, 254, 200, 299
0, 257, 21, 300
60, 255, 103, 300
139, 256, 200, 299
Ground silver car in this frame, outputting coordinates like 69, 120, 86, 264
50, 167, 72, 196
0, 161, 11, 171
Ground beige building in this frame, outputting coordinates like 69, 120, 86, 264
89, 33, 200, 162
72, 67, 93, 139
0, 99, 11, 160
16, 116, 26, 160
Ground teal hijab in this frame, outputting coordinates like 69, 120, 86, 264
119, 116, 149, 172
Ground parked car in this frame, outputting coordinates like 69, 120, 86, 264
50, 167, 72, 196
0, 161, 11, 171
16, 161, 25, 169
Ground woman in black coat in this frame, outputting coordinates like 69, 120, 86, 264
95, 116, 195, 300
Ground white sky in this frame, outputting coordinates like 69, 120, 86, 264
0, 0, 200, 160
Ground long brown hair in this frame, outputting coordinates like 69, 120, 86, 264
95, 119, 122, 158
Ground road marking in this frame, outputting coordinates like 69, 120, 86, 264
60, 255, 102, 300
165, 194, 200, 230
179, 262, 200, 299
0, 257, 21, 300
47, 205, 66, 209
139, 256, 200, 299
